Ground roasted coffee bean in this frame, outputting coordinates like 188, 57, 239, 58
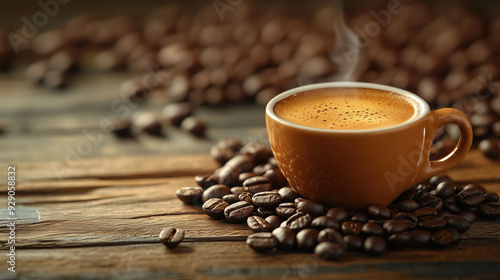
238, 192, 253, 203
364, 236, 386, 256
218, 165, 242, 187
239, 172, 259, 184
225, 155, 255, 173
253, 164, 269, 175
479, 139, 499, 159
296, 228, 319, 252
257, 207, 276, 217
263, 168, 288, 189
161, 103, 193, 126
395, 200, 419, 212
276, 202, 296, 219
414, 190, 430, 202
383, 219, 409, 234
295, 198, 326, 217
485, 192, 499, 203
493, 121, 500, 137
222, 193, 240, 204
286, 212, 312, 233
408, 229, 432, 248
159, 227, 185, 249
26, 60, 50, 84
392, 212, 418, 229
317, 228, 345, 245
265, 215, 282, 230
210, 138, 242, 164
463, 184, 487, 194
278, 187, 300, 202
240, 143, 272, 164
367, 219, 389, 226
132, 112, 162, 135
195, 174, 218, 189
431, 229, 454, 248
437, 210, 452, 218
314, 242, 345, 260
180, 116, 206, 137
111, 119, 132, 138
416, 183, 433, 192
176, 186, 203, 205
202, 184, 232, 202
247, 232, 278, 253
445, 215, 470, 233
341, 221, 363, 235
243, 176, 272, 193
387, 232, 410, 250
343, 235, 364, 251
458, 210, 477, 222
418, 196, 443, 211
120, 81, 148, 102
456, 188, 485, 208
247, 215, 271, 232
418, 216, 447, 231
367, 204, 391, 219
311, 216, 340, 230
443, 197, 461, 213
252, 191, 283, 209
479, 202, 500, 218
351, 213, 370, 223
202, 198, 229, 219
361, 222, 384, 236
445, 228, 462, 244
272, 227, 296, 250
429, 174, 452, 187
44, 70, 68, 89
326, 207, 349, 222
435, 182, 456, 199
398, 188, 416, 201
413, 207, 438, 218
224, 201, 255, 223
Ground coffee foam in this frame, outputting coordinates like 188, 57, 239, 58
274, 87, 420, 130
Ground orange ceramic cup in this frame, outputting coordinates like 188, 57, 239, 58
266, 82, 473, 210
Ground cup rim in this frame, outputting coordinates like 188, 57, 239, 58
266, 82, 430, 134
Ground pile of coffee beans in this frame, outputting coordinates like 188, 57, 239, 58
175, 139, 500, 259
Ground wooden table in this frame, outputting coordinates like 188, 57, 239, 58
1, 72, 500, 280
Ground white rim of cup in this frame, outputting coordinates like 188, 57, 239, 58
266, 81, 430, 134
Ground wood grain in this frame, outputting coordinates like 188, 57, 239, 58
1, 72, 500, 279
2, 241, 499, 280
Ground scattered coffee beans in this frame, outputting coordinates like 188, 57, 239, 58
175, 139, 500, 261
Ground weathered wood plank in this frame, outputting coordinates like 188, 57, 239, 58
4, 148, 499, 183
0, 125, 266, 164
3, 154, 219, 181
1, 174, 499, 250
2, 240, 499, 280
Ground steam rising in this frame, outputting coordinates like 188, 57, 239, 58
329, 0, 361, 81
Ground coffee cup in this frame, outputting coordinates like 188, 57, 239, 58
265, 82, 473, 210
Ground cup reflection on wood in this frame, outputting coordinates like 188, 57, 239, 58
265, 82, 473, 210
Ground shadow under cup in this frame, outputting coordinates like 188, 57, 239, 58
265, 82, 473, 210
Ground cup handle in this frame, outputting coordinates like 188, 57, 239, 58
410, 108, 473, 185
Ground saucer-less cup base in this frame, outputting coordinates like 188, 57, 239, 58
265, 82, 473, 210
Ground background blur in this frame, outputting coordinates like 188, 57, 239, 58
1, 0, 499, 163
